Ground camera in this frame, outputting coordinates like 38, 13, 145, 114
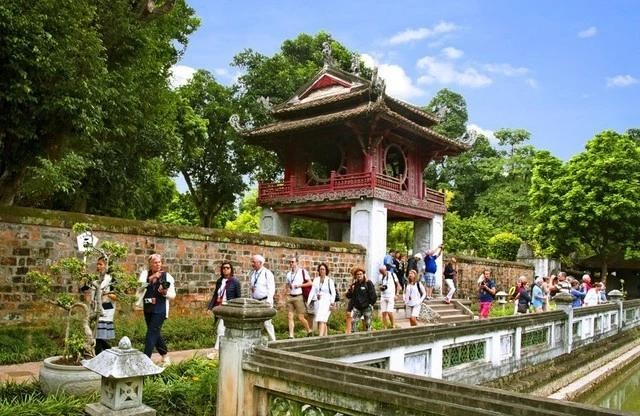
380, 285, 388, 291
161, 281, 171, 290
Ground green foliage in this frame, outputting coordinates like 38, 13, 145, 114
0, 383, 91, 416
444, 212, 497, 257
290, 218, 327, 240
225, 188, 261, 233
144, 357, 218, 416
387, 222, 413, 253
487, 232, 523, 261
0, 325, 61, 365
425, 88, 469, 138
530, 130, 640, 278
157, 191, 201, 226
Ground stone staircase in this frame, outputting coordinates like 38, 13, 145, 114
394, 298, 474, 327
426, 298, 474, 324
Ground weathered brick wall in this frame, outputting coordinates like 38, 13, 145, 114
0, 206, 366, 323
446, 254, 535, 299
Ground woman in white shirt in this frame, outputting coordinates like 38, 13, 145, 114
403, 270, 426, 326
306, 263, 336, 336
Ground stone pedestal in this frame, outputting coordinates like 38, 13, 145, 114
214, 298, 276, 416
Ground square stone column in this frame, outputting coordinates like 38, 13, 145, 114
413, 214, 444, 291
260, 208, 291, 236
214, 298, 276, 416
350, 199, 387, 283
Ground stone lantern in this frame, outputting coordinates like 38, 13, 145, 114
495, 291, 508, 305
82, 336, 164, 416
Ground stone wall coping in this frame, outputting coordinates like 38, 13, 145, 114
245, 347, 625, 416
0, 205, 365, 253
573, 303, 618, 318
273, 311, 567, 358
444, 253, 534, 269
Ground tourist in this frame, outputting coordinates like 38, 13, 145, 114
443, 258, 457, 304
584, 282, 604, 306
306, 263, 336, 337
570, 279, 585, 308
404, 270, 426, 326
383, 249, 396, 274
477, 269, 496, 319
249, 254, 277, 341
541, 276, 551, 311
531, 277, 545, 313
556, 272, 571, 294
284, 256, 313, 338
345, 272, 358, 334
423, 244, 443, 300
514, 276, 531, 314
94, 257, 116, 355
206, 261, 241, 358
378, 265, 400, 329
407, 252, 419, 274
580, 274, 593, 294
395, 252, 406, 291
346, 267, 377, 332
137, 253, 176, 366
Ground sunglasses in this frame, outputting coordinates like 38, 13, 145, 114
222, 265, 231, 269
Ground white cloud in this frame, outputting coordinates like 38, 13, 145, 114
442, 47, 464, 60
360, 54, 425, 100
484, 63, 529, 77
387, 21, 458, 45
606, 74, 638, 87
578, 26, 598, 38
526, 78, 539, 89
416, 56, 492, 88
467, 123, 496, 144
169, 64, 196, 88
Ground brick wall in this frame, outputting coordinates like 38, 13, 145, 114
446, 254, 535, 299
0, 206, 366, 323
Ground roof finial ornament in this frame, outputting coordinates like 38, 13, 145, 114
458, 128, 478, 146
256, 96, 272, 112
432, 104, 451, 121
228, 114, 245, 133
350, 54, 361, 76
322, 41, 334, 68
370, 66, 386, 97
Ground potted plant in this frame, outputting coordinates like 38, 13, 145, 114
26, 223, 138, 395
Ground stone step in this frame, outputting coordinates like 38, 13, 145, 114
440, 314, 474, 323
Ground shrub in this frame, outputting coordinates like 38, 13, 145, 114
487, 232, 522, 261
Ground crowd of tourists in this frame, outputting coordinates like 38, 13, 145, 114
117, 249, 606, 363
512, 272, 608, 314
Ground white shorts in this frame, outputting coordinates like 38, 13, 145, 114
406, 304, 421, 318
380, 297, 395, 313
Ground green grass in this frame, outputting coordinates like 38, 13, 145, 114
0, 358, 218, 416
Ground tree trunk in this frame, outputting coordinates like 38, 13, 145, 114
0, 165, 27, 205
601, 260, 608, 286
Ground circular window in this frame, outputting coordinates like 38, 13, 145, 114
306, 145, 345, 185
384, 144, 407, 181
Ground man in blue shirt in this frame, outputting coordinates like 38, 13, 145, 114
423, 244, 443, 300
383, 250, 396, 274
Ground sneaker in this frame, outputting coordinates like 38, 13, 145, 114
307, 331, 314, 337
160, 356, 172, 367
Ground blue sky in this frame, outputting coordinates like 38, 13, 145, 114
171, 0, 639, 161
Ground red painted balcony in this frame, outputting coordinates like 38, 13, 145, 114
257, 171, 445, 213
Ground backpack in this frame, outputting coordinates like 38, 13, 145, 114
300, 269, 312, 302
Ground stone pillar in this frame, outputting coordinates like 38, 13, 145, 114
350, 199, 387, 283
214, 298, 276, 416
552, 292, 574, 354
608, 289, 624, 331
413, 215, 444, 291
260, 208, 290, 236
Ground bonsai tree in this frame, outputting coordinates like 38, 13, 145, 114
26, 223, 138, 364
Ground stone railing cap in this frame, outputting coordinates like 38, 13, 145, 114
82, 337, 164, 378
213, 298, 276, 322
551, 291, 574, 304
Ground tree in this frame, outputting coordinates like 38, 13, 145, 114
530, 131, 640, 283
487, 232, 522, 261
444, 212, 497, 257
425, 88, 469, 139
225, 189, 261, 233
171, 70, 258, 227
1, 0, 198, 218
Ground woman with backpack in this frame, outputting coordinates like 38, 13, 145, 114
306, 263, 337, 337
403, 270, 426, 326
